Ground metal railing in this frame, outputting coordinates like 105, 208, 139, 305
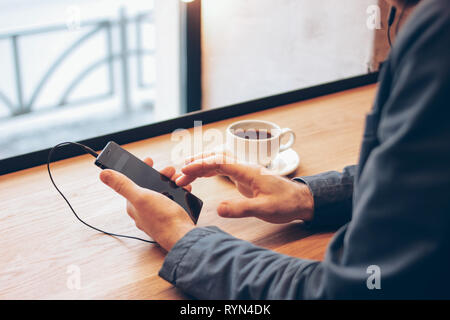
0, 9, 155, 118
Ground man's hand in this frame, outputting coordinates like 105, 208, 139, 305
176, 152, 314, 224
99, 157, 195, 251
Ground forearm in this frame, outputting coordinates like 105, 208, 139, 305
160, 223, 429, 300
159, 226, 320, 299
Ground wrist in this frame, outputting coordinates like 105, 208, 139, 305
293, 180, 315, 222
159, 223, 195, 251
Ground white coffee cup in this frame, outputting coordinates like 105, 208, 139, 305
226, 120, 296, 167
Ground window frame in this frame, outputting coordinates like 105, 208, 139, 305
0, 1, 378, 176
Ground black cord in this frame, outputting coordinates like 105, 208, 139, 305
47, 142, 156, 244
388, 1, 410, 48
387, 6, 397, 48
387, 25, 393, 48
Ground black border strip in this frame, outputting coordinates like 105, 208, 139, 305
0, 72, 378, 176
184, 0, 202, 113
179, 1, 202, 113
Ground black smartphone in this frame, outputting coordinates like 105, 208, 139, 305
95, 141, 202, 224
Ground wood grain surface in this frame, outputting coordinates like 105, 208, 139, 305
0, 85, 377, 299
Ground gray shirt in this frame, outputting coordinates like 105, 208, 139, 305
159, 0, 450, 299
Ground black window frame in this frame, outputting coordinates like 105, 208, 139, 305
0, 1, 378, 176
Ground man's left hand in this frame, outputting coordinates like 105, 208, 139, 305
99, 157, 195, 251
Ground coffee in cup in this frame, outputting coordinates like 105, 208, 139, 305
226, 120, 296, 167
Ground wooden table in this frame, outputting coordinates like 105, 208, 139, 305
0, 85, 377, 299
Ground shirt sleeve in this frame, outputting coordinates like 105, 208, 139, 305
293, 165, 356, 229
159, 1, 450, 300
159, 226, 321, 299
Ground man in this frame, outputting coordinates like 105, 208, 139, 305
99, 0, 450, 299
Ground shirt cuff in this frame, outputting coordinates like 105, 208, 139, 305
292, 175, 352, 229
159, 226, 222, 284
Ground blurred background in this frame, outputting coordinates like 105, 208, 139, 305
0, 0, 388, 161
0, 0, 181, 159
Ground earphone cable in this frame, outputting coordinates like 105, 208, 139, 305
387, 6, 397, 48
47, 142, 156, 244
388, 1, 409, 48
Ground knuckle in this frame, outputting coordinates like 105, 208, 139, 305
241, 200, 260, 216
114, 180, 125, 194
134, 195, 148, 208
240, 207, 252, 216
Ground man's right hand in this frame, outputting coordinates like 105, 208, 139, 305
176, 152, 315, 224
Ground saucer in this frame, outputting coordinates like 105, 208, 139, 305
213, 145, 300, 176
266, 148, 300, 176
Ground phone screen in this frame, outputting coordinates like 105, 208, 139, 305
95, 141, 203, 224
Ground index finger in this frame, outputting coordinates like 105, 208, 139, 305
184, 149, 233, 165
177, 155, 260, 186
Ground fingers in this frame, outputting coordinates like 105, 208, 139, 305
175, 155, 232, 186
143, 157, 154, 167
159, 166, 192, 191
100, 169, 143, 204
177, 155, 259, 187
143, 157, 174, 178
184, 150, 229, 165
175, 174, 197, 187
160, 166, 176, 179
144, 157, 177, 182
217, 198, 266, 219
172, 172, 192, 192
123, 156, 193, 192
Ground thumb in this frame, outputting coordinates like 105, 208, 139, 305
100, 169, 142, 204
217, 198, 266, 219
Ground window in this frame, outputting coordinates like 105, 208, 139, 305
0, 0, 199, 161
1, 0, 379, 174
201, 0, 382, 109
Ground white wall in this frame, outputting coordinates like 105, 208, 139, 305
202, 0, 378, 109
